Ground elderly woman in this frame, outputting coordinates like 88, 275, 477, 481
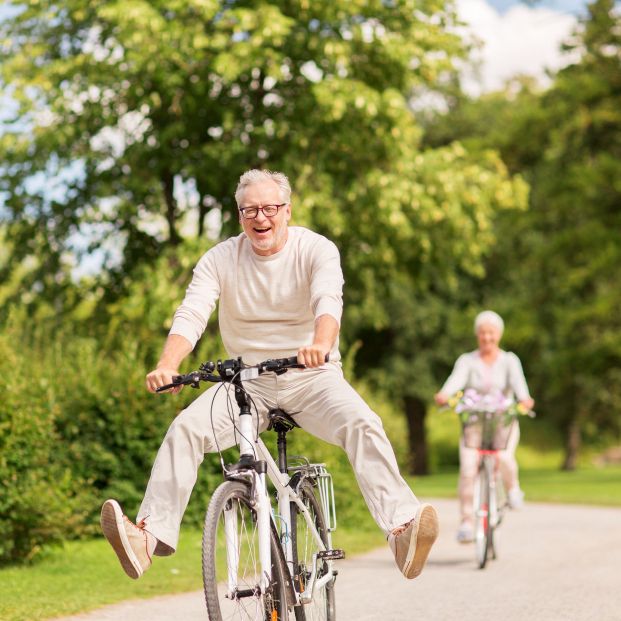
434, 310, 535, 543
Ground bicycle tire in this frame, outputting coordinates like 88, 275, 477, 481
474, 464, 490, 569
290, 480, 336, 621
203, 480, 292, 621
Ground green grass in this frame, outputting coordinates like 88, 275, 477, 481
408, 464, 621, 506
416, 409, 621, 506
2, 400, 619, 621
3, 463, 619, 621
0, 522, 384, 621
0, 528, 205, 621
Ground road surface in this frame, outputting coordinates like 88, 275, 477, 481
54, 499, 621, 621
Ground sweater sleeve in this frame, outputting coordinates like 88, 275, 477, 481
507, 352, 531, 401
309, 238, 344, 325
440, 354, 471, 396
168, 249, 221, 349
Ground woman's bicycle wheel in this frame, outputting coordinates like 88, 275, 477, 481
203, 480, 291, 620
474, 463, 491, 569
290, 480, 336, 621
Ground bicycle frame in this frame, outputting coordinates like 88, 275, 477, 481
474, 449, 504, 533
223, 400, 336, 607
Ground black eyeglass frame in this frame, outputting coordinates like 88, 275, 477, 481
238, 203, 288, 220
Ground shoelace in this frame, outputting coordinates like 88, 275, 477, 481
123, 515, 154, 561
390, 517, 415, 539
123, 514, 148, 532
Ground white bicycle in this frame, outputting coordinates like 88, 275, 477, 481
159, 355, 343, 620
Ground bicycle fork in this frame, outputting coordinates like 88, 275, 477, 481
223, 389, 273, 598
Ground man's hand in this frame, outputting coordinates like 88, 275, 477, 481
297, 343, 330, 368
146, 367, 183, 394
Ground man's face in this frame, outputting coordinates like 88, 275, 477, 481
238, 180, 291, 256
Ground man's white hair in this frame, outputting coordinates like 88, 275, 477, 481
235, 169, 292, 206
474, 310, 505, 336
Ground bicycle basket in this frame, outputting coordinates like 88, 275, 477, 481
461, 410, 516, 450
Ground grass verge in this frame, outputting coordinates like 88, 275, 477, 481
3, 463, 620, 621
0, 522, 384, 621
409, 464, 621, 506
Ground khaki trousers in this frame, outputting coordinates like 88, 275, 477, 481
137, 364, 420, 553
458, 422, 520, 524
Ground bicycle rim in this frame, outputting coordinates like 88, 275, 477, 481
203, 481, 290, 621
291, 480, 336, 621
474, 465, 490, 569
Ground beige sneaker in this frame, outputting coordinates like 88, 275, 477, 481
100, 499, 154, 579
388, 503, 439, 579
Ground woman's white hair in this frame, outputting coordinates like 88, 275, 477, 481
235, 169, 292, 207
474, 310, 504, 336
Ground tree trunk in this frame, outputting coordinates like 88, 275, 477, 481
197, 200, 208, 238
562, 417, 581, 471
403, 396, 429, 476
161, 170, 181, 245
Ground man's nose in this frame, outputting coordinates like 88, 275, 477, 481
255, 209, 269, 224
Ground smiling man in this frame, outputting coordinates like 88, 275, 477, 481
100, 169, 439, 582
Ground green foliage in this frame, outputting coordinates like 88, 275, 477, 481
424, 0, 621, 466
0, 0, 530, 481
0, 314, 90, 564
0, 0, 465, 309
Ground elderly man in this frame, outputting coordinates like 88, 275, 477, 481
100, 169, 438, 581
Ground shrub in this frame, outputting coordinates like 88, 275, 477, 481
0, 327, 90, 564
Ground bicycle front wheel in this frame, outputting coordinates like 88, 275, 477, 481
290, 480, 336, 621
203, 480, 291, 621
474, 464, 490, 569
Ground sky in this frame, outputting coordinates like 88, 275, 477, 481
456, 0, 589, 94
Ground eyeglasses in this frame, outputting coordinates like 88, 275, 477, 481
239, 203, 287, 219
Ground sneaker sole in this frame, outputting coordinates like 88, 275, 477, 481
100, 499, 143, 580
404, 503, 439, 579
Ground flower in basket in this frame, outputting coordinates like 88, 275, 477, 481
453, 388, 513, 414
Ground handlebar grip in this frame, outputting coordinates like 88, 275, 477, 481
285, 353, 330, 366
156, 382, 176, 393
155, 374, 184, 393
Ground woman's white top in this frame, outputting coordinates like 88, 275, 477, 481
440, 350, 531, 401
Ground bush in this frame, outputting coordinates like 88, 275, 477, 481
0, 326, 90, 564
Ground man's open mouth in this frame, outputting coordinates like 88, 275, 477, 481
254, 227, 271, 233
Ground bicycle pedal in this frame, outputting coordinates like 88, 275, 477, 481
317, 549, 345, 560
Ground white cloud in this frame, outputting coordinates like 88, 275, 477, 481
456, 0, 580, 94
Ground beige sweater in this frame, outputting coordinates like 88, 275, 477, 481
169, 227, 344, 365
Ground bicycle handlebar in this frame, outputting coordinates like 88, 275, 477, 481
156, 354, 328, 393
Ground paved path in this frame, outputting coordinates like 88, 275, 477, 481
54, 499, 621, 621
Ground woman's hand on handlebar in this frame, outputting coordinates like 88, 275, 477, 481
434, 392, 449, 406
146, 367, 184, 394
297, 343, 330, 368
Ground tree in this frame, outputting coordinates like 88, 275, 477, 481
0, 0, 464, 307
1, 0, 529, 473
340, 145, 528, 474
424, 0, 621, 469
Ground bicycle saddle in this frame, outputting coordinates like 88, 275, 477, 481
267, 408, 300, 433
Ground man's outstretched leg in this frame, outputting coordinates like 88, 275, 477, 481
100, 380, 272, 578
277, 364, 439, 579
